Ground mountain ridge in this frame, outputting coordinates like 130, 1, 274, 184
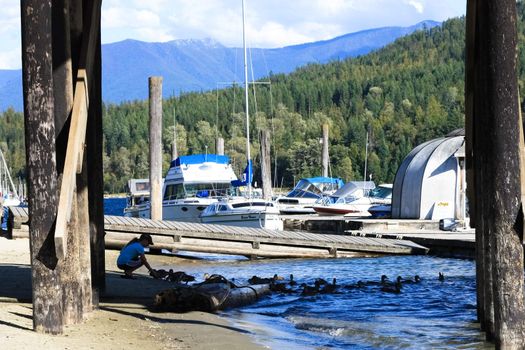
0, 20, 440, 111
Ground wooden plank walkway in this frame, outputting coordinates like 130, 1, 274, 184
6, 207, 428, 258
104, 215, 428, 258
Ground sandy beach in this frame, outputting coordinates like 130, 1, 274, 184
0, 237, 266, 350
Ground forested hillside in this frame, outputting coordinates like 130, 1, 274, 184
101, 15, 467, 192
2, 6, 523, 193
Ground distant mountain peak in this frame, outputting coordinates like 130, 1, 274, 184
168, 38, 224, 48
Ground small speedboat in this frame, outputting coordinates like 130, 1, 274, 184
200, 198, 283, 230
313, 183, 392, 217
276, 177, 344, 214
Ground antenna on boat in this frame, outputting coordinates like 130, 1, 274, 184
242, 0, 252, 199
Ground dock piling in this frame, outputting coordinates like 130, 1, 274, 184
149, 76, 163, 221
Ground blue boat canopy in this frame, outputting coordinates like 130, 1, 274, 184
170, 154, 230, 168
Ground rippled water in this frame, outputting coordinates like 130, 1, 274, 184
104, 198, 491, 349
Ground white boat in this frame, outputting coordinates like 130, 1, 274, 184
198, 0, 279, 230
136, 154, 239, 221
200, 198, 283, 230
123, 178, 151, 217
276, 177, 344, 214
0, 148, 20, 207
313, 182, 393, 216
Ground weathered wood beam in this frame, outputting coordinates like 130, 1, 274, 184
21, 0, 64, 334
54, 0, 100, 259
149, 76, 163, 221
473, 0, 525, 347
260, 130, 272, 200
88, 21, 105, 303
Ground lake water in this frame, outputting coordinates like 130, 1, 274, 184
104, 197, 491, 349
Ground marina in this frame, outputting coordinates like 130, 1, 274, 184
1, 0, 525, 349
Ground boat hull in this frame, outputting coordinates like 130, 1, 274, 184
200, 212, 283, 230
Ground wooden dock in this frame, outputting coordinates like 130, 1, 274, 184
104, 215, 428, 258
4, 207, 427, 257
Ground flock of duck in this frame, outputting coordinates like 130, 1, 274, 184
151, 269, 448, 296
248, 272, 447, 296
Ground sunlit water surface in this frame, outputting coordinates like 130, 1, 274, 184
105, 197, 491, 350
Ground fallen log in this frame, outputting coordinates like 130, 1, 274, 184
153, 281, 270, 312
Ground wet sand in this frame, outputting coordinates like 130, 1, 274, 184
0, 238, 266, 350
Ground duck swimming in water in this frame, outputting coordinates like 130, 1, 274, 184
289, 274, 297, 286
301, 280, 321, 296
438, 272, 445, 282
381, 281, 402, 294
320, 278, 338, 294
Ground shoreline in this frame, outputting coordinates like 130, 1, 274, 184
0, 238, 266, 350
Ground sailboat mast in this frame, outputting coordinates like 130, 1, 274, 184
242, 0, 251, 198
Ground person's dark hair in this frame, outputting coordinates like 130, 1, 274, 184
124, 237, 140, 247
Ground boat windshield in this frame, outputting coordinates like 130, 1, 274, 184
287, 179, 340, 198
164, 182, 236, 200
369, 186, 392, 199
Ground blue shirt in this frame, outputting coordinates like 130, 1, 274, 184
117, 242, 145, 265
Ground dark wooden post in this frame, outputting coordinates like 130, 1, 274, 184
149, 77, 163, 220
84, 0, 105, 304
260, 130, 272, 200
216, 137, 224, 156
322, 124, 329, 177
21, 0, 64, 334
468, 0, 525, 346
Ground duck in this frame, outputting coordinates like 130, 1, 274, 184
399, 275, 421, 284
301, 281, 320, 296
438, 272, 445, 282
289, 274, 297, 286
270, 282, 293, 293
315, 278, 329, 286
248, 275, 274, 285
344, 280, 366, 290
364, 275, 389, 286
169, 271, 195, 284
320, 278, 338, 294
273, 274, 285, 281
381, 281, 402, 294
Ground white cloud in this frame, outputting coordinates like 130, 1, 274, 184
406, 0, 424, 14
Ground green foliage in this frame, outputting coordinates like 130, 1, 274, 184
6, 5, 525, 193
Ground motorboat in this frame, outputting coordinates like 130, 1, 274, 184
123, 178, 151, 217
200, 198, 283, 230
368, 204, 392, 218
313, 182, 392, 216
276, 177, 344, 214
136, 154, 239, 221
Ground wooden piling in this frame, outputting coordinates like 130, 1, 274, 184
322, 124, 329, 177
21, 0, 64, 334
468, 0, 525, 346
216, 137, 224, 156
260, 130, 272, 200
82, 1, 105, 305
149, 77, 163, 220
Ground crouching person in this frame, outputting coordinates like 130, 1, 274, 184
117, 233, 158, 279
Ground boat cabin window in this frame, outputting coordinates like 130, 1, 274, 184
185, 183, 234, 197
232, 202, 273, 208
218, 204, 229, 211
163, 184, 186, 200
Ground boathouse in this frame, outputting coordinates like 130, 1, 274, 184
391, 130, 466, 222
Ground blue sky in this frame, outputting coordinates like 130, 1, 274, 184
0, 0, 466, 70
